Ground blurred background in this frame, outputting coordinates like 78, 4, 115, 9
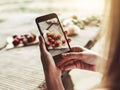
0, 0, 105, 90
0, 0, 104, 20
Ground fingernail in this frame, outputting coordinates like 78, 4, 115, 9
62, 53, 67, 56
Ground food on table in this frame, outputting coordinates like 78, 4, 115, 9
27, 35, 36, 43
13, 35, 18, 39
62, 18, 74, 26
12, 34, 37, 47
65, 25, 80, 36
83, 16, 101, 26
72, 19, 85, 29
12, 38, 20, 46
62, 15, 101, 30
22, 37, 28, 46
71, 15, 78, 20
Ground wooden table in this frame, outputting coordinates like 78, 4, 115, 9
0, 14, 101, 90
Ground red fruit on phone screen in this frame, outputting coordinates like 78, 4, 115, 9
55, 41, 60, 47
51, 39, 55, 43
62, 40, 66, 44
46, 41, 50, 46
56, 34, 61, 39
67, 38, 72, 43
52, 44, 55, 47
48, 37, 52, 41
50, 34, 55, 38
64, 30, 68, 35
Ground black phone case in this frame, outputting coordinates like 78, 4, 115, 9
35, 13, 71, 63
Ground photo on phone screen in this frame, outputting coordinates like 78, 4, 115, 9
37, 16, 71, 57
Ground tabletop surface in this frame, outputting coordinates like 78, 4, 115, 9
0, 14, 100, 90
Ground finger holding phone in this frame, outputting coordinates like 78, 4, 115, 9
36, 13, 102, 90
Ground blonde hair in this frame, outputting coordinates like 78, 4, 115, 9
100, 0, 120, 89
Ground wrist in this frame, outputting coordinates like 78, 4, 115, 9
44, 70, 64, 90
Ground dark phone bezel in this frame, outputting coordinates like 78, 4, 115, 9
35, 13, 71, 62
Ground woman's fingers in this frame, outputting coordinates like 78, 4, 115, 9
71, 46, 86, 52
57, 59, 75, 69
62, 52, 83, 60
39, 36, 47, 52
57, 52, 83, 67
62, 64, 77, 71
58, 59, 96, 71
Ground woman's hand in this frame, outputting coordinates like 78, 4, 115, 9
57, 46, 102, 71
39, 36, 64, 90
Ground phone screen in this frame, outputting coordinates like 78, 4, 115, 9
38, 18, 70, 57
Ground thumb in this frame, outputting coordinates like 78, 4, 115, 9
62, 52, 83, 60
39, 36, 47, 52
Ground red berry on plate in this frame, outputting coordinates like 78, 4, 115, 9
50, 34, 55, 38
19, 35, 25, 41
48, 37, 52, 41
13, 35, 18, 38
51, 39, 55, 43
55, 41, 60, 47
27, 36, 35, 43
62, 40, 66, 44
67, 38, 72, 43
56, 34, 61, 39
22, 38, 28, 46
32, 34, 36, 41
64, 30, 68, 35
53, 35, 57, 40
23, 34, 29, 38
12, 38, 20, 46
52, 44, 55, 47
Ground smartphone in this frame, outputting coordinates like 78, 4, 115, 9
35, 13, 71, 63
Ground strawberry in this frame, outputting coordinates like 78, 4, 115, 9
64, 30, 68, 35
55, 41, 60, 47
67, 38, 72, 43
48, 37, 52, 41
32, 34, 36, 41
52, 44, 55, 47
22, 38, 28, 46
53, 35, 57, 40
56, 34, 61, 39
50, 34, 55, 38
45, 41, 50, 46
13, 35, 18, 39
51, 39, 55, 43
27, 36, 35, 43
62, 40, 66, 44
12, 38, 20, 46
